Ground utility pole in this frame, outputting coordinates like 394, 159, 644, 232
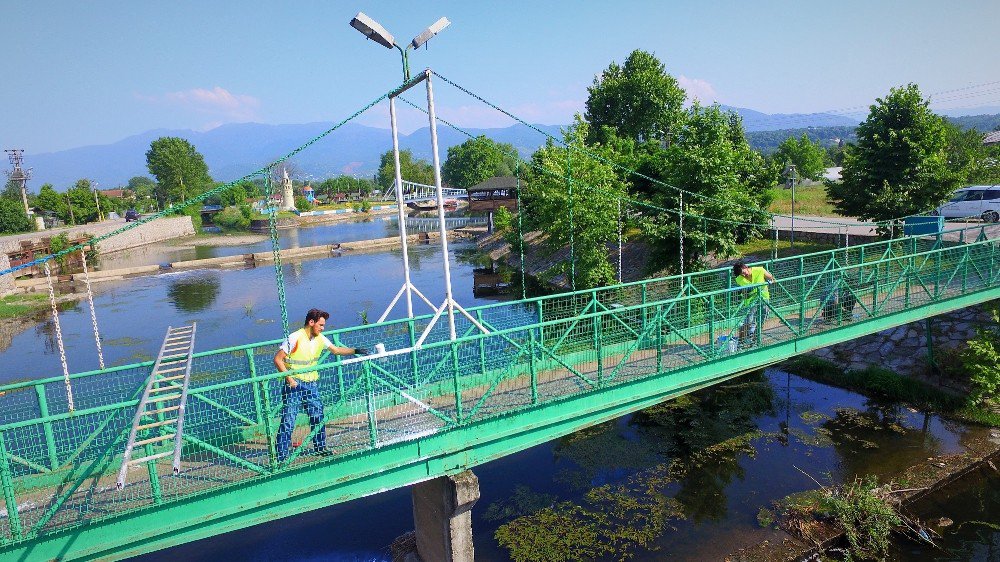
92, 181, 104, 221
66, 192, 75, 225
784, 163, 797, 247
4, 149, 32, 218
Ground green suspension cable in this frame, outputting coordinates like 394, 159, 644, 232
515, 160, 527, 300
567, 150, 575, 291
265, 170, 290, 338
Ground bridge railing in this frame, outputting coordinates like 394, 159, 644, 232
0, 226, 997, 543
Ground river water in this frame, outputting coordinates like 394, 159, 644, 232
7, 219, 999, 561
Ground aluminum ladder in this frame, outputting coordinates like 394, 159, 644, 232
116, 323, 197, 489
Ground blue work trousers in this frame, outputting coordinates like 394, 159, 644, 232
276, 380, 326, 461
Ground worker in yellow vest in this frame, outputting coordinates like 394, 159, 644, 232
732, 261, 775, 349
274, 308, 369, 462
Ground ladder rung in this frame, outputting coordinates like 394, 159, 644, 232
133, 433, 175, 447
148, 394, 182, 403
165, 334, 192, 341
161, 353, 188, 360
137, 419, 177, 430
149, 384, 181, 394
160, 374, 187, 382
162, 345, 189, 352
170, 328, 193, 335
148, 405, 180, 415
156, 366, 187, 374
128, 451, 173, 465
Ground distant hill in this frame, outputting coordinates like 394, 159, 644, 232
25, 122, 564, 188
23, 109, 1000, 189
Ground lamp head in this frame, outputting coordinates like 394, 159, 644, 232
410, 17, 450, 49
350, 12, 396, 49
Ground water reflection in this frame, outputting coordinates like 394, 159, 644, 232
166, 272, 222, 313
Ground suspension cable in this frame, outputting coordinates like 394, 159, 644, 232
44, 262, 74, 412
515, 160, 527, 299
78, 247, 104, 370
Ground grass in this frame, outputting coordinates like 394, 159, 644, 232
735, 238, 837, 260
768, 183, 841, 217
0, 293, 50, 319
782, 355, 1000, 427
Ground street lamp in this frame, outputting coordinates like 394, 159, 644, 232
349, 12, 450, 81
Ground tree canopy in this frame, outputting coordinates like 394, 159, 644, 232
584, 49, 687, 145
0, 198, 32, 234
441, 136, 516, 188
145, 137, 213, 207
828, 84, 960, 222
773, 134, 829, 183
375, 149, 434, 190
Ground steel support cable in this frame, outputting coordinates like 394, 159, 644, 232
0, 88, 392, 280
428, 71, 885, 229
78, 248, 105, 370
678, 191, 684, 277
617, 198, 623, 283
44, 262, 74, 412
264, 170, 290, 339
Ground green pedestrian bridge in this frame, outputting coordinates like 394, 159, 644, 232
1, 224, 999, 560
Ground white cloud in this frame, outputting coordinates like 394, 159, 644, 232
137, 86, 261, 122
677, 75, 719, 105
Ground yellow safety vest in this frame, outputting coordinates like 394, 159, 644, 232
735, 267, 770, 302
284, 328, 326, 382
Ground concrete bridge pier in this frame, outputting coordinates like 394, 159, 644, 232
393, 470, 480, 562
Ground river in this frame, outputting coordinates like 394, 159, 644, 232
6, 218, 998, 561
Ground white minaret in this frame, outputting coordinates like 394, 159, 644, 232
279, 167, 297, 212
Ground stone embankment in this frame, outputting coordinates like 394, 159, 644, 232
811, 305, 994, 376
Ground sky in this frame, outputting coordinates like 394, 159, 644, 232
3, 0, 1000, 155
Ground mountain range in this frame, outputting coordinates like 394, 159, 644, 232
20, 105, 995, 189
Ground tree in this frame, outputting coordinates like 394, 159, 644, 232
632, 104, 774, 271
584, 49, 687, 144
944, 122, 1000, 185
145, 137, 213, 207
828, 84, 960, 223
63, 179, 100, 224
35, 184, 65, 217
521, 118, 628, 289
128, 176, 157, 210
375, 149, 434, 190
0, 197, 32, 234
317, 176, 375, 200
773, 134, 828, 183
441, 136, 516, 188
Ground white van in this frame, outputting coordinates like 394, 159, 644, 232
934, 186, 1000, 222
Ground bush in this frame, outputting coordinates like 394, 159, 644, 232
820, 475, 901, 561
960, 304, 1000, 405
213, 206, 250, 232
0, 198, 33, 234
294, 196, 313, 212
351, 199, 372, 213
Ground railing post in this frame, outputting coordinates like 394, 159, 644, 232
592, 291, 603, 386
363, 362, 378, 448
655, 304, 663, 373
247, 349, 278, 467
409, 319, 419, 386
528, 327, 538, 405
451, 341, 463, 423
35, 384, 59, 470
756, 287, 764, 347
476, 311, 487, 376
641, 283, 648, 332
145, 442, 163, 505
0, 432, 23, 541
708, 294, 716, 358
798, 257, 806, 335
934, 249, 942, 299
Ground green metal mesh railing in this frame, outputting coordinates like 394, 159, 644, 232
0, 224, 998, 545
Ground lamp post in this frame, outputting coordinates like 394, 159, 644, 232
349, 12, 450, 82
350, 12, 451, 323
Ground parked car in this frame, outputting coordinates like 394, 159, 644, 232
124, 209, 140, 222
933, 186, 1000, 222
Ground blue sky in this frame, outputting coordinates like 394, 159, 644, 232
4, 1, 1000, 154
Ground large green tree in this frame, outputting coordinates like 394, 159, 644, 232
145, 137, 213, 207
944, 122, 1000, 185
441, 136, 516, 188
35, 183, 65, 216
127, 176, 157, 210
584, 49, 687, 144
62, 179, 100, 224
521, 118, 628, 289
632, 105, 774, 271
773, 134, 829, 183
375, 149, 434, 190
828, 84, 960, 222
